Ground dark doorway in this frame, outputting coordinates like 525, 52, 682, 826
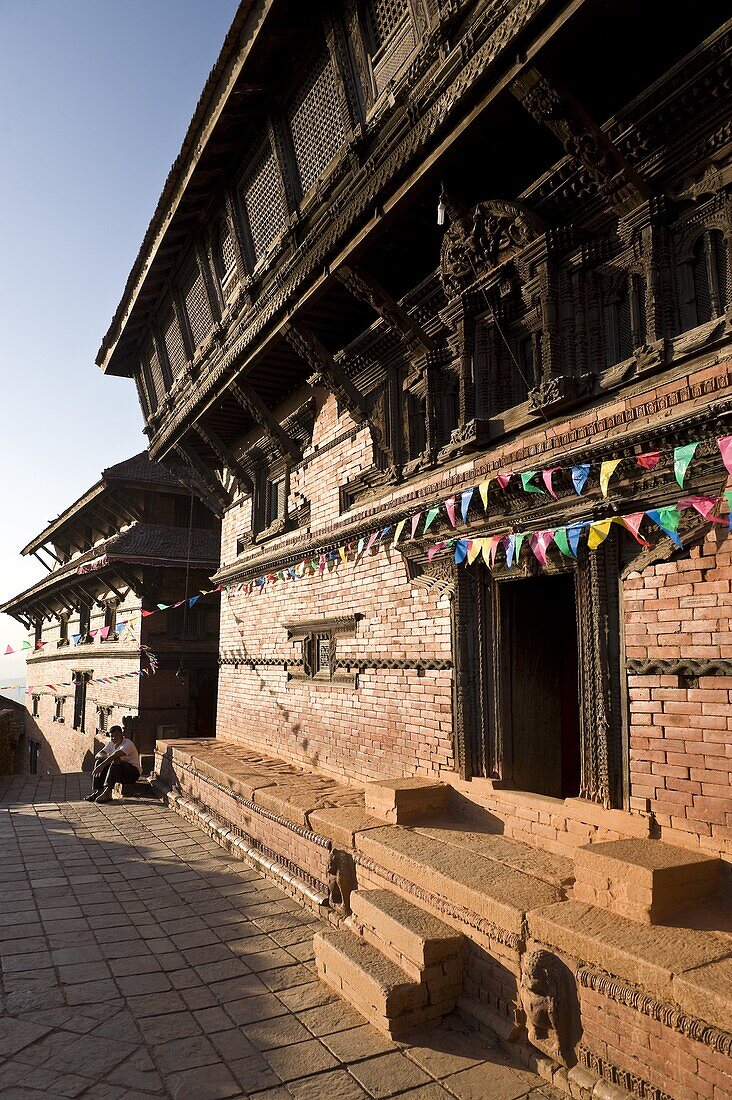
501, 573, 581, 799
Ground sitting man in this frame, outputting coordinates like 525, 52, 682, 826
86, 725, 141, 803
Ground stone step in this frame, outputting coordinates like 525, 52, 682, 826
364, 778, 449, 824
354, 826, 564, 938
314, 927, 435, 1037
350, 889, 464, 979
573, 839, 720, 924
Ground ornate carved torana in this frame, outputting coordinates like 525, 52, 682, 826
440, 199, 545, 298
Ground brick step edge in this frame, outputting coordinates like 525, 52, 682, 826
156, 782, 328, 914
350, 888, 465, 975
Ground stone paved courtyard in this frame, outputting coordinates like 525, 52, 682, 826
0, 775, 560, 1100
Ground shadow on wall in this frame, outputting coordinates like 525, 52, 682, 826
0, 696, 66, 776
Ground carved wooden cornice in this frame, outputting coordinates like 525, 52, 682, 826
511, 67, 652, 216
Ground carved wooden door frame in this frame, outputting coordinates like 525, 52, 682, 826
451, 545, 625, 807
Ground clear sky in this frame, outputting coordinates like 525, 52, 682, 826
0, 0, 238, 680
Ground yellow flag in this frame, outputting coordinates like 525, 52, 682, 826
479, 480, 491, 511
599, 459, 621, 498
392, 519, 406, 547
338, 546, 347, 564
467, 538, 483, 564
587, 519, 613, 549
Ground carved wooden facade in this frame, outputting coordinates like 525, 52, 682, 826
100, 0, 732, 812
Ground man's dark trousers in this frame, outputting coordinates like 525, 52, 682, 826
93, 761, 140, 791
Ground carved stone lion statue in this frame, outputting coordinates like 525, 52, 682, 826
327, 848, 357, 916
520, 949, 578, 1067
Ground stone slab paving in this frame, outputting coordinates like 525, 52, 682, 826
0, 775, 561, 1100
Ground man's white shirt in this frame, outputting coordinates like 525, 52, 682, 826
101, 738, 141, 773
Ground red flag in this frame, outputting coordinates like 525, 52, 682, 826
637, 451, 661, 470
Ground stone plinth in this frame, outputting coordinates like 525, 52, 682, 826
364, 778, 449, 824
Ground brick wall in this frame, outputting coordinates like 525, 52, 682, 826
25, 595, 142, 774
625, 525, 732, 867
580, 983, 732, 1100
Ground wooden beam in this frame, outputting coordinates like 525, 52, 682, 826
283, 322, 368, 424
172, 444, 228, 516
337, 266, 434, 354
32, 550, 54, 573
228, 381, 301, 461
194, 424, 254, 495
510, 66, 651, 215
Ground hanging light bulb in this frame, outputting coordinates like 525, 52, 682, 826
437, 184, 447, 226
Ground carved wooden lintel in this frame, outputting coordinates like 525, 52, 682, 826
229, 380, 301, 461
511, 67, 652, 216
336, 265, 434, 354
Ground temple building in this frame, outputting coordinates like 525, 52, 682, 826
0, 454, 220, 774
98, 2, 732, 1097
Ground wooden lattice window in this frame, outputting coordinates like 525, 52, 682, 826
241, 143, 287, 262
161, 303, 188, 377
215, 218, 238, 292
364, 0, 416, 96
183, 261, 214, 349
287, 51, 346, 196
676, 229, 730, 332
285, 615, 361, 684
474, 315, 533, 419
144, 339, 167, 409
72, 672, 89, 733
53, 696, 65, 723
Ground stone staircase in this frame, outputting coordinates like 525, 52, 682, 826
314, 888, 466, 1037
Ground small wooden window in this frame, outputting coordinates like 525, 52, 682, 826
53, 696, 65, 723
183, 261, 214, 350
161, 302, 188, 378
364, 0, 416, 97
58, 614, 69, 648
104, 602, 118, 641
285, 614, 361, 685
72, 672, 90, 733
241, 142, 287, 262
34, 619, 43, 649
78, 603, 91, 642
31, 694, 40, 718
215, 219, 238, 292
287, 51, 345, 196
266, 474, 286, 527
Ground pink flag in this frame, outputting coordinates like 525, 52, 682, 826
427, 541, 446, 561
718, 435, 732, 476
100, 626, 110, 640
444, 497, 457, 527
318, 554, 326, 576
410, 513, 421, 538
530, 530, 554, 566
620, 513, 650, 546
496, 472, 513, 490
678, 496, 727, 524
542, 467, 560, 499
4, 645, 13, 655
637, 451, 661, 470
365, 531, 379, 554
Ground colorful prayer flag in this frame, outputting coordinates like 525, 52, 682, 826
478, 480, 490, 511
424, 506, 440, 532
460, 488, 474, 523
520, 471, 543, 494
542, 468, 560, 499
599, 459, 621, 498
673, 442, 699, 488
637, 451, 661, 470
571, 465, 591, 495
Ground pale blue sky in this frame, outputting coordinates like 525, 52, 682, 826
0, 0, 238, 679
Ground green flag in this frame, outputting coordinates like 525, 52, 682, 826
673, 442, 699, 488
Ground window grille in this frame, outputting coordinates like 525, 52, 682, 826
474, 320, 530, 418
162, 305, 188, 377
169, 603, 206, 641
691, 238, 712, 326
216, 219, 238, 291
31, 695, 40, 718
54, 697, 65, 723
711, 230, 730, 312
145, 341, 166, 408
266, 474, 286, 527
603, 285, 633, 368
365, 0, 409, 51
316, 635, 331, 673
287, 52, 345, 196
241, 145, 287, 262
34, 620, 43, 649
183, 262, 214, 349
72, 673, 88, 733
